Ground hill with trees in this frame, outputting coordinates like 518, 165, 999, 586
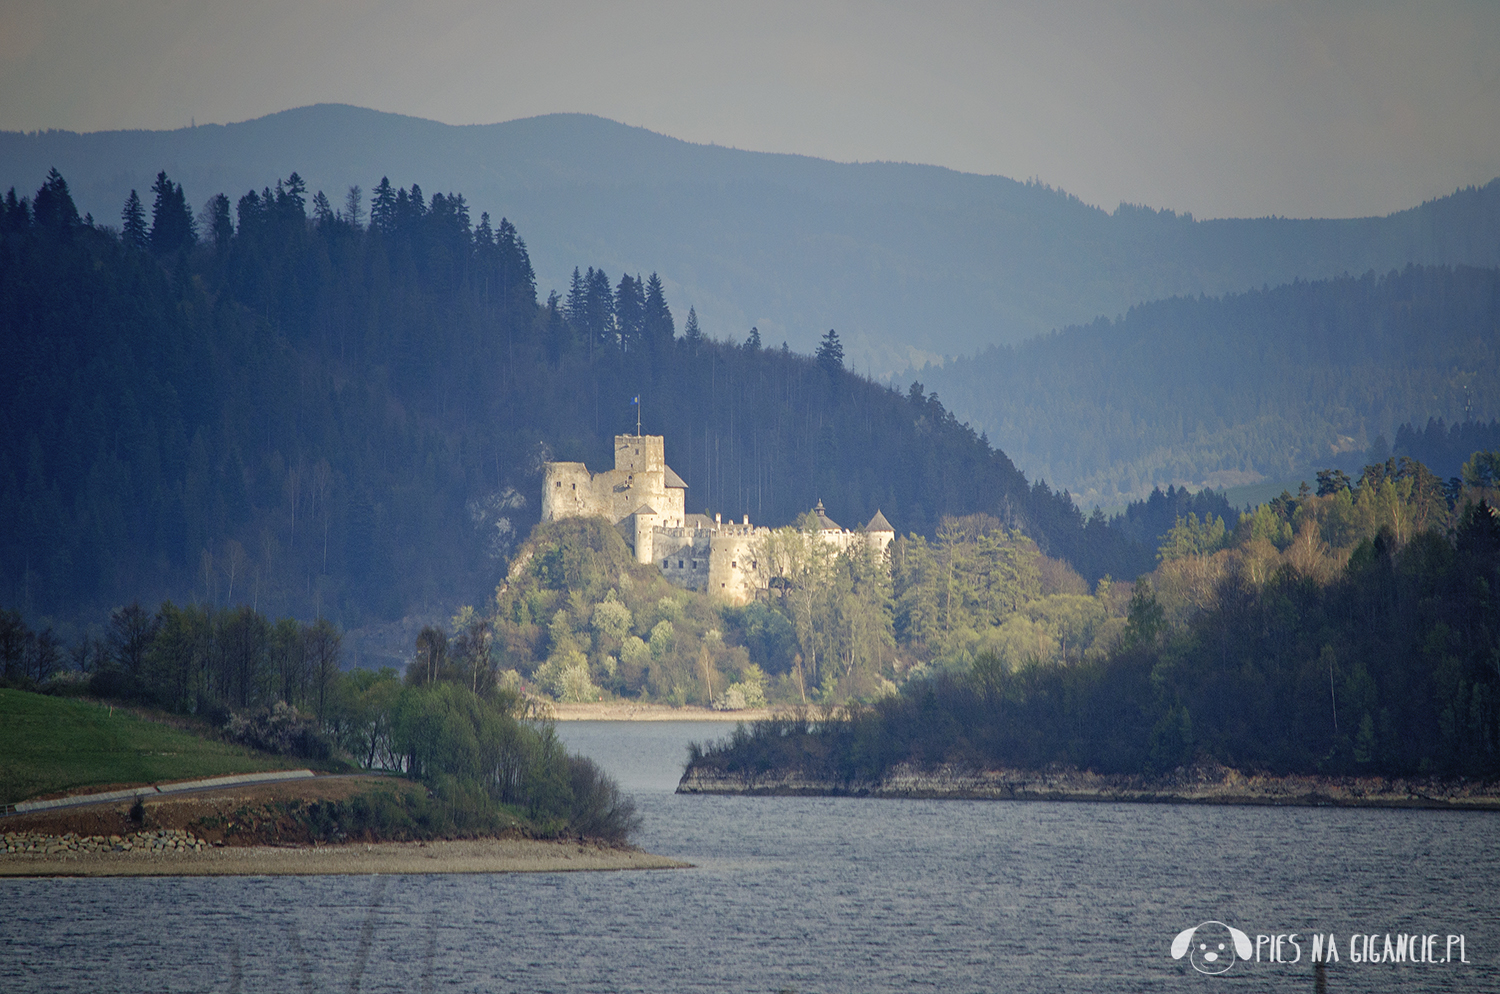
688, 468, 1500, 782
917, 265, 1500, 505
2, 105, 1498, 372
0, 166, 1113, 637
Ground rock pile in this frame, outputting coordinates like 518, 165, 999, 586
2, 828, 208, 856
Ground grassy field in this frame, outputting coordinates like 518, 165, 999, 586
0, 689, 320, 805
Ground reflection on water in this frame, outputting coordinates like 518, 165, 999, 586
2, 721, 1496, 993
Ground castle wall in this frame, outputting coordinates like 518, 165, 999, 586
542, 436, 687, 530
542, 462, 606, 521
542, 434, 888, 606
656, 530, 713, 593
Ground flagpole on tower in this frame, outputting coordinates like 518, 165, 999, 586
633, 395, 641, 436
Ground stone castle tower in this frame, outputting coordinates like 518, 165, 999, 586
542, 434, 894, 604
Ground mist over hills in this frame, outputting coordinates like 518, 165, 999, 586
917, 264, 1500, 506
3, 103, 1499, 374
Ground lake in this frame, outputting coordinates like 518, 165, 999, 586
2, 719, 1496, 992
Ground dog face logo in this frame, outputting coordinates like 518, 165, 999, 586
1172, 920, 1253, 975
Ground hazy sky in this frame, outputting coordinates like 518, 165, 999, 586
1, 0, 1495, 219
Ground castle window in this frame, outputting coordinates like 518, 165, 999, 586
678, 560, 684, 569
732, 561, 737, 568
571, 483, 576, 490
555, 481, 561, 488
663, 559, 669, 568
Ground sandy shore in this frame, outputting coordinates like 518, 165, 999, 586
549, 701, 774, 722
0, 837, 689, 877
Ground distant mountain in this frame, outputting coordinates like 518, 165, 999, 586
915, 265, 1500, 506
3, 104, 1498, 373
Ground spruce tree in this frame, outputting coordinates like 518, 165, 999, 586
565, 267, 587, 328
148, 171, 194, 252
370, 177, 396, 233
683, 307, 703, 349
121, 189, 147, 248
32, 168, 80, 233
495, 218, 536, 310
816, 328, 844, 374
585, 267, 615, 353
745, 326, 761, 350
203, 193, 232, 252
643, 272, 675, 352
615, 273, 645, 353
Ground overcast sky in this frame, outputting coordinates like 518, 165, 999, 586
1, 0, 1495, 219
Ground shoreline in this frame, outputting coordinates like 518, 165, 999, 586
548, 701, 773, 722
0, 837, 689, 877
677, 761, 1500, 810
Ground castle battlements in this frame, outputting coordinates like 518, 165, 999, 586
542, 435, 894, 604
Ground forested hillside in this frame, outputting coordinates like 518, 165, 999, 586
1, 167, 1106, 630
691, 474, 1500, 780
3, 105, 1498, 370
1395, 417, 1500, 480
919, 266, 1500, 505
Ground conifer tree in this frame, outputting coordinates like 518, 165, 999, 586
684, 307, 702, 348
121, 189, 147, 248
202, 193, 233, 252
565, 267, 587, 329
32, 168, 80, 233
643, 272, 674, 352
745, 326, 762, 350
370, 177, 396, 234
148, 171, 194, 252
312, 190, 334, 225
615, 273, 645, 353
816, 328, 844, 374
584, 267, 615, 354
495, 218, 536, 310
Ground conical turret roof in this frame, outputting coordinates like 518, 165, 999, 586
813, 499, 841, 531
865, 509, 894, 533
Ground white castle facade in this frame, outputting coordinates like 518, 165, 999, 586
541, 434, 894, 604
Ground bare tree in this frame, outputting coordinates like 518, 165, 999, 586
311, 458, 332, 572
0, 609, 33, 679
108, 603, 159, 675
306, 618, 342, 719
415, 626, 447, 685
343, 185, 363, 228
222, 539, 247, 604
30, 628, 61, 682
284, 464, 302, 550
200, 547, 217, 605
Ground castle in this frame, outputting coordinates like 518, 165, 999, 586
541, 434, 894, 604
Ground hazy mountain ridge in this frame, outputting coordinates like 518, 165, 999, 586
3, 104, 1497, 373
917, 264, 1500, 506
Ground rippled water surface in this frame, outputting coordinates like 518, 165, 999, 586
3, 720, 1497, 992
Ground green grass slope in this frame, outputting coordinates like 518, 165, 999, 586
0, 689, 314, 805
